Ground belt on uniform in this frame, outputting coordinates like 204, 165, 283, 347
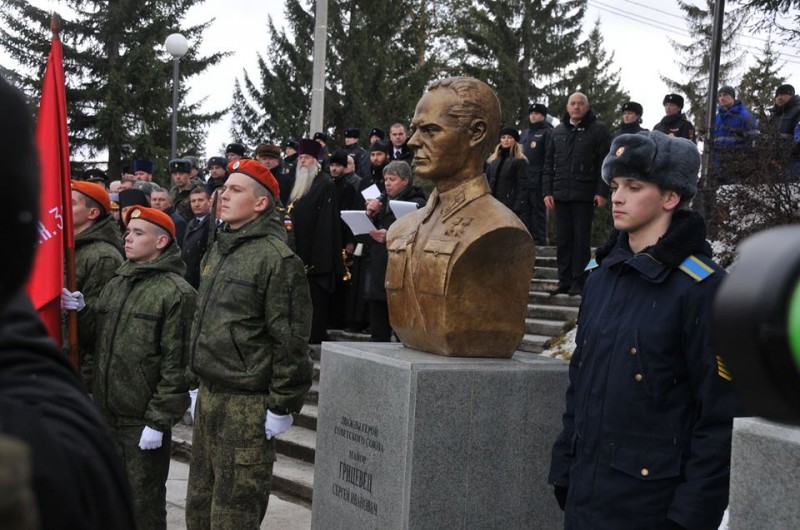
203, 381, 265, 395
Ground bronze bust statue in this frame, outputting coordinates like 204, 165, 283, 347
385, 77, 535, 357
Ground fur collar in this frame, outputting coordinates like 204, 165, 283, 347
595, 209, 710, 268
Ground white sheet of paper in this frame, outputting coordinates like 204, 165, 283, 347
389, 200, 419, 220
361, 184, 381, 200
340, 210, 376, 235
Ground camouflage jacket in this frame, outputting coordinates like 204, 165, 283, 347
190, 208, 313, 414
70, 215, 124, 387
92, 242, 197, 431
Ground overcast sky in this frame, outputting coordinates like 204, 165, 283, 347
14, 0, 800, 161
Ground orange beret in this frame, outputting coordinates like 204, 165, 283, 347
227, 159, 280, 200
71, 180, 111, 213
125, 206, 176, 239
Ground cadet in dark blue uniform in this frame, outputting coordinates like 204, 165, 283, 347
549, 131, 740, 530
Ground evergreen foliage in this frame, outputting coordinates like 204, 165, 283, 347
231, 0, 442, 150
548, 19, 629, 127
737, 39, 785, 118
0, 0, 226, 180
661, 0, 744, 136
456, 0, 587, 127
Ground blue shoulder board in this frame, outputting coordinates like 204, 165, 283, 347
678, 255, 715, 282
584, 259, 599, 272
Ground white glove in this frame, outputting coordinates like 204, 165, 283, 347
138, 426, 163, 450
60, 288, 86, 311
189, 389, 198, 420
265, 410, 293, 440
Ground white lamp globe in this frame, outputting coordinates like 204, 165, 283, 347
164, 33, 189, 58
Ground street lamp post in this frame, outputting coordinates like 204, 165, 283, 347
165, 33, 189, 160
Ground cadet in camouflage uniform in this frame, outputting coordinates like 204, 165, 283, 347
88, 206, 197, 530
65, 180, 123, 389
186, 159, 313, 530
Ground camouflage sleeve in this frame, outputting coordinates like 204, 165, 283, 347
76, 255, 122, 387
265, 248, 313, 414
143, 285, 196, 431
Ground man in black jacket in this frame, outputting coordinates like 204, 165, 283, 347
543, 92, 611, 296
181, 186, 212, 289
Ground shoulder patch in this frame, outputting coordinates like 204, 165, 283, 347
716, 355, 732, 381
584, 259, 599, 272
678, 255, 715, 282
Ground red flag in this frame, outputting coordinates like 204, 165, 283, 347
26, 19, 74, 346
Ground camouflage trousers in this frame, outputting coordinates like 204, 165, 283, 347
107, 423, 171, 530
185, 384, 275, 530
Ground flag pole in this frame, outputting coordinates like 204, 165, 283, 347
51, 12, 79, 369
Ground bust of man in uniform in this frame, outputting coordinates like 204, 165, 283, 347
385, 76, 535, 357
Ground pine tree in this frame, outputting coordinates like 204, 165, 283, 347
737, 39, 785, 119
231, 0, 441, 149
548, 18, 629, 127
0, 0, 226, 180
661, 0, 744, 135
456, 0, 587, 127
229, 0, 314, 149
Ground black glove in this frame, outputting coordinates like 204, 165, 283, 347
553, 485, 568, 511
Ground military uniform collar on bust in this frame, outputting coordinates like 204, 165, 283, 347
424, 175, 490, 223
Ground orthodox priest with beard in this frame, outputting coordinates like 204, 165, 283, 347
289, 139, 344, 343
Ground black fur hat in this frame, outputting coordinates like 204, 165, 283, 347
602, 131, 700, 200
621, 101, 643, 116
499, 126, 520, 142
663, 93, 684, 109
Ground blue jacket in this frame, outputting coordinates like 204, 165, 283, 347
714, 100, 758, 149
549, 210, 740, 530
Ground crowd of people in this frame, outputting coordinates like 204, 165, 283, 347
49, 79, 798, 530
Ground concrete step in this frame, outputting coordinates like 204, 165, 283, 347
275, 424, 317, 465
305, 381, 320, 406
517, 333, 551, 353
295, 403, 317, 431
525, 318, 568, 337
533, 267, 558, 280
529, 291, 582, 307
527, 304, 579, 322
327, 329, 372, 342
530, 278, 559, 292
535, 246, 557, 257
313, 361, 320, 382
272, 454, 315, 502
535, 256, 557, 269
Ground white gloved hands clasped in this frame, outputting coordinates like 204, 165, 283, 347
264, 410, 293, 440
138, 426, 163, 450
60, 288, 86, 311
189, 389, 198, 421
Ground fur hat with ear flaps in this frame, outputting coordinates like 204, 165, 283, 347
601, 130, 700, 201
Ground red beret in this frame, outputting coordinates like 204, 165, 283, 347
227, 159, 280, 200
71, 180, 111, 213
125, 206, 176, 239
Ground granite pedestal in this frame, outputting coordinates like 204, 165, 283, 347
310, 342, 568, 530
728, 417, 800, 529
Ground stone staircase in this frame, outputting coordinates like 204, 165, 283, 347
268, 245, 579, 503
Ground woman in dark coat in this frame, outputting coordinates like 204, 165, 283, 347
364, 161, 426, 341
486, 126, 528, 220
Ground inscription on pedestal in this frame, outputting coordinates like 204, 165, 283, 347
330, 415, 386, 517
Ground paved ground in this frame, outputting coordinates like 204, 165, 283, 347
166, 459, 312, 529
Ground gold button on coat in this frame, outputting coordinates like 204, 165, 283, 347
634, 373, 643, 382
630, 347, 637, 355
641, 468, 649, 477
